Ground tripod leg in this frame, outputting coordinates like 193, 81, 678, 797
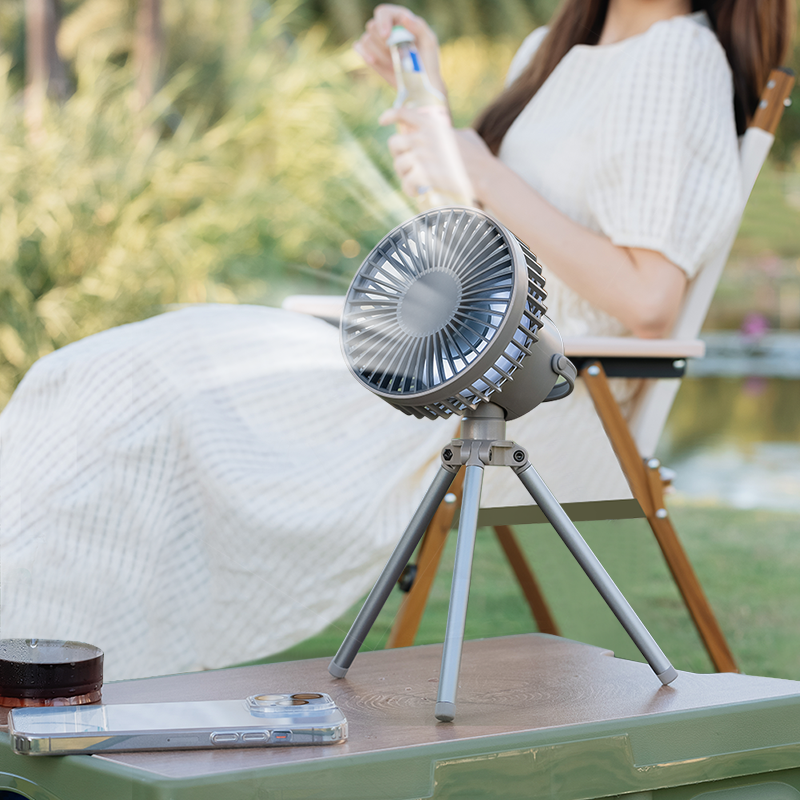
515, 463, 678, 685
388, 468, 466, 648
435, 464, 484, 722
329, 465, 458, 679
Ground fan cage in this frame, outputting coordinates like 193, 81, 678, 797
341, 208, 548, 420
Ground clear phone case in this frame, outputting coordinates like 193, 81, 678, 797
10, 692, 347, 755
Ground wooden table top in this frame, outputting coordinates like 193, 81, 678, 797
4, 634, 793, 781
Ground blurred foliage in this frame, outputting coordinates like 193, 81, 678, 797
240, 0, 558, 44
0, 1, 519, 406
0, 3, 382, 403
0, 0, 555, 95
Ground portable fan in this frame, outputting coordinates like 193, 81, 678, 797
331, 207, 677, 723
340, 207, 575, 421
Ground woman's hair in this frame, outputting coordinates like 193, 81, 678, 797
474, 0, 793, 153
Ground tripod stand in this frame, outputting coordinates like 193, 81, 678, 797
329, 402, 678, 722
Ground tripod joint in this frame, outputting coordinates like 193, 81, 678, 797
441, 440, 530, 470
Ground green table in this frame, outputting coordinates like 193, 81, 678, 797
1, 634, 800, 800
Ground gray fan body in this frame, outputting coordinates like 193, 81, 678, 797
340, 208, 565, 422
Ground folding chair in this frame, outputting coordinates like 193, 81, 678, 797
282, 68, 795, 672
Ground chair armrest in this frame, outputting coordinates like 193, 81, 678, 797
281, 295, 345, 325
564, 336, 705, 379
563, 336, 705, 359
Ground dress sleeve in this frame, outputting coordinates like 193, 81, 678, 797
586, 20, 742, 278
505, 27, 549, 87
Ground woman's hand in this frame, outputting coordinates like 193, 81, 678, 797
354, 5, 446, 97
380, 106, 475, 203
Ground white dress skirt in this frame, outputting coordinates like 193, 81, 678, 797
0, 12, 741, 680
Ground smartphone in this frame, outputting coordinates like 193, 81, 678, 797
9, 692, 347, 755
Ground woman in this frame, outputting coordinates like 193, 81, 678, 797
0, 0, 789, 680
353, 0, 789, 508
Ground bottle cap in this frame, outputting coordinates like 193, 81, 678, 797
387, 25, 415, 46
0, 639, 103, 706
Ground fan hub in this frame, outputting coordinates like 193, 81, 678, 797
397, 270, 462, 337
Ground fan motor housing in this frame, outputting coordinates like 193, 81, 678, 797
496, 314, 563, 420
341, 207, 565, 421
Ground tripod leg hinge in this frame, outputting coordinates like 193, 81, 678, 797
439, 446, 462, 473
444, 440, 529, 469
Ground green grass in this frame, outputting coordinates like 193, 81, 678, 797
241, 501, 800, 682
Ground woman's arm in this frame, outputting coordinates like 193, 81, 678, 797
458, 129, 688, 339
382, 107, 688, 339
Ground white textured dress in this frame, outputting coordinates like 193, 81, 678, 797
0, 12, 740, 680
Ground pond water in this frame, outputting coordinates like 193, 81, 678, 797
656, 376, 800, 511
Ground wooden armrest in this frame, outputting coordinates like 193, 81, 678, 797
281, 294, 345, 324
563, 336, 705, 360
564, 337, 705, 379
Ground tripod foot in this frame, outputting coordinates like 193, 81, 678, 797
435, 701, 455, 722
657, 665, 679, 685
328, 660, 348, 679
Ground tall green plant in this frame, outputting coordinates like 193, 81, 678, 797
293, 0, 558, 42
0, 14, 360, 402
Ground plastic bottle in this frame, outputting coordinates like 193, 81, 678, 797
387, 25, 446, 110
387, 25, 473, 209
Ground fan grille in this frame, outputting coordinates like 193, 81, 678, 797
342, 208, 547, 419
